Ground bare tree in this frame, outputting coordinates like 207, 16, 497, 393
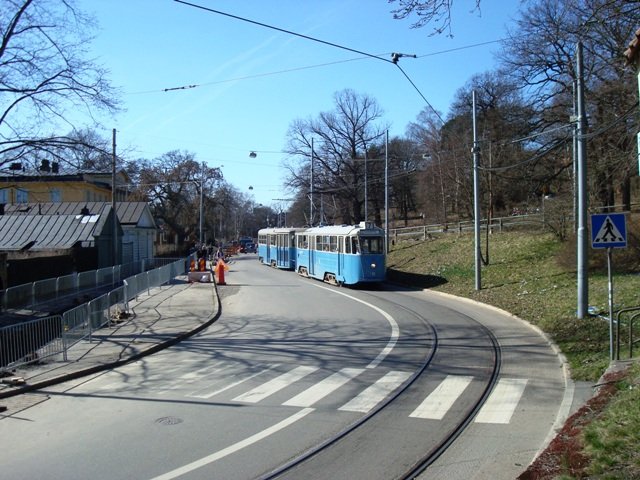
133, 151, 223, 246
499, 0, 640, 211
0, 0, 119, 167
284, 89, 387, 225
389, 0, 482, 36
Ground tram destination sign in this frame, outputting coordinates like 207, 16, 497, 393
590, 213, 627, 249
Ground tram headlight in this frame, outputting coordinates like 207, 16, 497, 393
371, 262, 376, 269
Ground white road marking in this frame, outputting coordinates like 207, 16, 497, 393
148, 408, 315, 480
310, 284, 399, 369
409, 375, 474, 420
156, 365, 217, 394
188, 364, 278, 399
474, 378, 528, 424
339, 370, 412, 413
283, 368, 365, 407
233, 365, 318, 403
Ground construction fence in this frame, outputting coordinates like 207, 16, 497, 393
0, 257, 190, 371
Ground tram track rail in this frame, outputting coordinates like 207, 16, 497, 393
258, 293, 503, 480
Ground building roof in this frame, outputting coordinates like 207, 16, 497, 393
624, 28, 640, 66
0, 211, 110, 251
3, 202, 156, 229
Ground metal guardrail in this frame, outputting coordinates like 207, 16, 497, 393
0, 257, 190, 371
389, 214, 545, 241
0, 315, 64, 368
616, 307, 640, 359
1, 258, 181, 313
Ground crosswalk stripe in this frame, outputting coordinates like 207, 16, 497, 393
233, 365, 318, 403
188, 364, 277, 399
409, 375, 474, 420
283, 368, 365, 407
474, 378, 528, 424
339, 371, 412, 413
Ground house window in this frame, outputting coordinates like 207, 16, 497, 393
50, 188, 61, 202
16, 188, 28, 203
0, 189, 7, 204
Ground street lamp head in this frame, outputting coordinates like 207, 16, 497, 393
249, 151, 257, 158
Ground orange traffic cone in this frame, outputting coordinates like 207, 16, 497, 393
216, 259, 226, 285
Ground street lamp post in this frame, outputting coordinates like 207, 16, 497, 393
199, 161, 204, 245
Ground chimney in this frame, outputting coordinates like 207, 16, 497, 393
51, 162, 59, 173
39, 159, 51, 172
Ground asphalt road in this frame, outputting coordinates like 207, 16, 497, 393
0, 255, 571, 479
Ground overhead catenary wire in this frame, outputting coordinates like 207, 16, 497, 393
173, 0, 441, 119
173, 0, 393, 63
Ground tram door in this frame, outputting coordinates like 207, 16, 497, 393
277, 233, 288, 266
265, 234, 273, 264
338, 236, 344, 275
308, 235, 315, 276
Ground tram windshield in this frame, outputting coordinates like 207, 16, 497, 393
354, 236, 383, 254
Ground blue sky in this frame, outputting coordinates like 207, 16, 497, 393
78, 0, 521, 206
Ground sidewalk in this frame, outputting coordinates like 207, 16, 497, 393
0, 275, 220, 403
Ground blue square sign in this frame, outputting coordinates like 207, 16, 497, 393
591, 213, 627, 249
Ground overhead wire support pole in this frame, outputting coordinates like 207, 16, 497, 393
576, 41, 589, 319
112, 128, 118, 267
364, 143, 368, 221
385, 130, 389, 254
200, 161, 204, 245
472, 91, 482, 291
310, 138, 314, 227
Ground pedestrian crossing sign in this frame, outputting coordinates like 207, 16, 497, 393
591, 213, 627, 249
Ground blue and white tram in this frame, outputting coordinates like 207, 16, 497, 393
257, 227, 305, 270
295, 222, 386, 285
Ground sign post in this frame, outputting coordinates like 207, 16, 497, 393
591, 213, 627, 360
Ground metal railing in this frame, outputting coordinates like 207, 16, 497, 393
0, 315, 64, 368
1, 258, 180, 314
0, 257, 190, 371
616, 307, 640, 359
389, 214, 544, 241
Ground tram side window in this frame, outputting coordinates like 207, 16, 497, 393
297, 235, 308, 249
258, 234, 266, 245
329, 236, 338, 252
352, 237, 360, 254
345, 236, 351, 254
317, 235, 331, 251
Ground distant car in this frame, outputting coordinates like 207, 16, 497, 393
244, 243, 256, 253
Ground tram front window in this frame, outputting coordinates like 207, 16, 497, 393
358, 236, 383, 254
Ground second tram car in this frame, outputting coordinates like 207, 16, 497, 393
295, 222, 385, 285
257, 227, 304, 270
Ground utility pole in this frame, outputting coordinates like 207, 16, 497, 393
199, 161, 204, 245
385, 130, 389, 253
310, 138, 314, 227
112, 128, 118, 266
472, 91, 482, 290
576, 41, 589, 318
364, 143, 368, 222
